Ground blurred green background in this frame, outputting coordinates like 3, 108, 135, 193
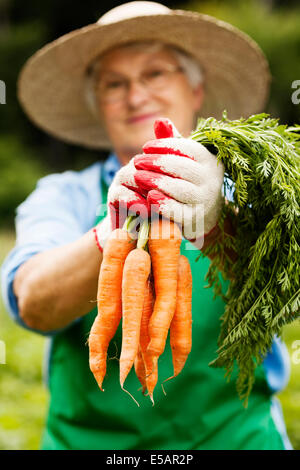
0, 0, 299, 450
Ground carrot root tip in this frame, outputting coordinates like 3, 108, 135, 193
121, 384, 140, 407
149, 394, 155, 406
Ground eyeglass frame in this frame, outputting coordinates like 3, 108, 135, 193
95, 62, 184, 104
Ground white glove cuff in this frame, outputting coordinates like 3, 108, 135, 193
94, 215, 112, 251
204, 191, 224, 235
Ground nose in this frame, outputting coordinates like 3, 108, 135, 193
126, 80, 150, 108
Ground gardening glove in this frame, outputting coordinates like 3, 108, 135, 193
93, 214, 112, 251
94, 159, 148, 250
133, 118, 225, 242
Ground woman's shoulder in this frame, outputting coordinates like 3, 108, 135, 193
36, 161, 102, 192
16, 161, 104, 232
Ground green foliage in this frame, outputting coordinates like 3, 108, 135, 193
0, 230, 48, 450
191, 112, 300, 405
185, 0, 300, 125
0, 19, 48, 135
278, 323, 300, 450
0, 136, 47, 225
0, 8, 50, 226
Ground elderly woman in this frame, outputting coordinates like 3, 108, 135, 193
1, 2, 292, 450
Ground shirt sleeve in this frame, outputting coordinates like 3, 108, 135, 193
1, 164, 101, 335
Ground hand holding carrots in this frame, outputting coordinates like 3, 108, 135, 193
107, 159, 148, 230
133, 118, 225, 240
89, 118, 202, 404
106, 118, 224, 241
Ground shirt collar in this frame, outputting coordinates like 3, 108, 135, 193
102, 153, 121, 187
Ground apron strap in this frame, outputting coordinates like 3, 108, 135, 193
100, 169, 108, 206
95, 168, 109, 225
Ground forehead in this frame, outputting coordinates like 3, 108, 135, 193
99, 43, 179, 73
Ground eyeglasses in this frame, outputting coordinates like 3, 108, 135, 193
96, 63, 183, 104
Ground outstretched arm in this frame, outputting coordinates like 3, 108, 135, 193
14, 229, 103, 333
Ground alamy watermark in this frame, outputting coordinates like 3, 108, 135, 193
0, 80, 6, 104
291, 80, 300, 105
291, 340, 300, 365
0, 340, 6, 364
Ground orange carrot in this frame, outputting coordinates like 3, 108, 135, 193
146, 217, 182, 402
138, 278, 155, 395
134, 346, 147, 394
120, 248, 151, 391
167, 255, 192, 382
89, 228, 136, 391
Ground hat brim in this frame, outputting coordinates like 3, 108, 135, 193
17, 10, 271, 150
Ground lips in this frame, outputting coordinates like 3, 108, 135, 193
126, 112, 160, 124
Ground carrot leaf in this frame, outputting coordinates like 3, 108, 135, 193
190, 112, 300, 406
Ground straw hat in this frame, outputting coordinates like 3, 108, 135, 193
17, 1, 271, 150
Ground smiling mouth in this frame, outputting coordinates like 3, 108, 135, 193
126, 113, 160, 124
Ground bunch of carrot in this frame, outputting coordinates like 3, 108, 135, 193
88, 216, 192, 405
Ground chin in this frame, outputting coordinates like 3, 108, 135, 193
129, 129, 156, 147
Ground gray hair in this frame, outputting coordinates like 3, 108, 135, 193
84, 41, 204, 119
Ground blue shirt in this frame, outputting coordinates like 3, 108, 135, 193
1, 153, 291, 394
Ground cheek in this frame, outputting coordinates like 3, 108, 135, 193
99, 100, 122, 124
163, 96, 195, 134
99, 105, 126, 140
162, 84, 195, 115
176, 86, 196, 111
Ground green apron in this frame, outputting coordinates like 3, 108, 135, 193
41, 170, 286, 450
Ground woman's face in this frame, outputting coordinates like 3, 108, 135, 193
96, 46, 203, 164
